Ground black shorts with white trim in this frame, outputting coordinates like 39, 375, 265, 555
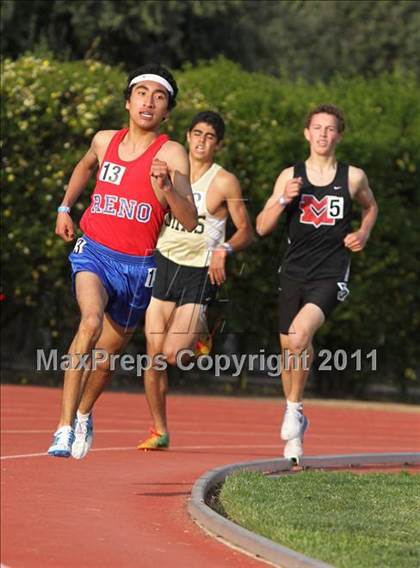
152, 250, 217, 306
278, 272, 350, 334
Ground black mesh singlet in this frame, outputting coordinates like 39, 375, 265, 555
280, 161, 352, 281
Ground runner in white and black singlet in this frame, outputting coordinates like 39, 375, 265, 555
256, 104, 378, 463
138, 111, 253, 450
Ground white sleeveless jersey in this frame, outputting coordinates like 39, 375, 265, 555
157, 163, 226, 267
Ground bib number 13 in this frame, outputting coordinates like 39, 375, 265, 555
99, 161, 126, 185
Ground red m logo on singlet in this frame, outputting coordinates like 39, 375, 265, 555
299, 194, 343, 228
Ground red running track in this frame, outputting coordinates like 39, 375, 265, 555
1, 385, 419, 568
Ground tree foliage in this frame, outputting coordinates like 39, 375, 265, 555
1, 0, 420, 80
2, 56, 419, 395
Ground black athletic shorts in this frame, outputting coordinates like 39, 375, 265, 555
152, 250, 217, 306
278, 272, 350, 334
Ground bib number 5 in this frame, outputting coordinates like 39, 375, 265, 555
328, 196, 344, 219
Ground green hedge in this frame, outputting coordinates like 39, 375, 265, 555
2, 56, 419, 394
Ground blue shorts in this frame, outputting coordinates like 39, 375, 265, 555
69, 236, 156, 329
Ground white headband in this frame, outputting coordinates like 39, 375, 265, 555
128, 73, 174, 96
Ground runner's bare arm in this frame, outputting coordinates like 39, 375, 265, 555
55, 131, 115, 242
152, 141, 198, 232
208, 172, 254, 286
256, 167, 301, 236
221, 173, 254, 251
344, 167, 378, 252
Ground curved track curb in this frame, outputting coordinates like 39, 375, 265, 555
188, 452, 420, 568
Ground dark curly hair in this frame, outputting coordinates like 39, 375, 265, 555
188, 111, 225, 141
124, 63, 178, 110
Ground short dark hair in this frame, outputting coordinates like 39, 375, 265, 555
305, 104, 345, 133
124, 63, 178, 110
188, 111, 225, 141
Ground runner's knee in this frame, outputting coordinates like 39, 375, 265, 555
94, 354, 112, 372
163, 340, 194, 366
164, 347, 179, 366
78, 314, 103, 342
287, 331, 310, 354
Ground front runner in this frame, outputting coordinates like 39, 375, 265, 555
138, 111, 254, 450
256, 104, 378, 462
47, 64, 197, 458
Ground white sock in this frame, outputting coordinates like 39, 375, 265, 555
287, 400, 303, 413
76, 410, 90, 424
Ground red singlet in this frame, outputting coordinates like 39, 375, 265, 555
80, 129, 168, 255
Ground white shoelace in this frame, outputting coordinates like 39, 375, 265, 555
55, 427, 73, 447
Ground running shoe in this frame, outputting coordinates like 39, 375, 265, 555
137, 428, 170, 451
194, 308, 219, 356
280, 406, 306, 440
283, 415, 309, 464
71, 413, 94, 459
194, 332, 213, 356
47, 426, 74, 458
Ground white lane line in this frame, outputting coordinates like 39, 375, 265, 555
1, 444, 282, 460
1, 452, 50, 460
0, 430, 410, 441
1, 429, 274, 435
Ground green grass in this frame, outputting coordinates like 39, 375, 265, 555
218, 470, 420, 568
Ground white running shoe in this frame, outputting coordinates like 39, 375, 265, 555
283, 415, 309, 463
281, 407, 306, 440
71, 413, 93, 459
47, 426, 74, 458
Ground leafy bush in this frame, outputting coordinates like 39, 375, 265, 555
2, 56, 126, 339
2, 56, 419, 394
171, 59, 420, 394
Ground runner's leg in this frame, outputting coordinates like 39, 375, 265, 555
57, 272, 108, 428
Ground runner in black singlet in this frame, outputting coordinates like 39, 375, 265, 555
256, 104, 378, 462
